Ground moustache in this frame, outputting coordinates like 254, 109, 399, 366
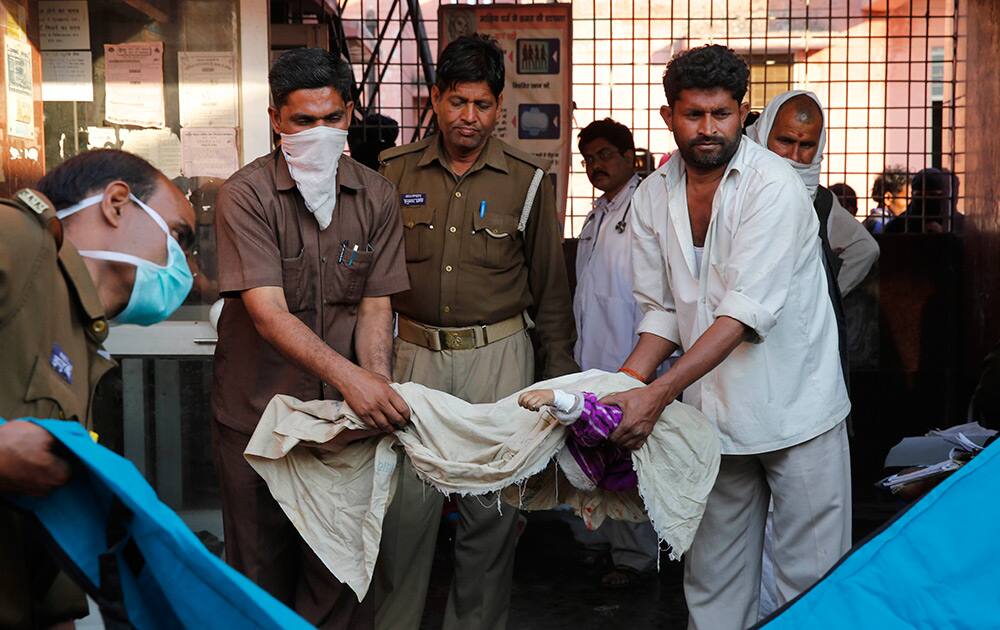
591, 170, 609, 178
692, 137, 724, 146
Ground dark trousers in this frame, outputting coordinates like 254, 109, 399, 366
212, 419, 374, 630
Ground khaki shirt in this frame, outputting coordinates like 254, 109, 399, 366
212, 151, 409, 434
379, 135, 577, 378
0, 196, 115, 428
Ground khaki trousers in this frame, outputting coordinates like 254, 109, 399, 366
684, 421, 851, 630
374, 332, 534, 630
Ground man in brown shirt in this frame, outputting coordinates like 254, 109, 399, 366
212, 49, 409, 630
374, 34, 578, 630
1, 149, 195, 628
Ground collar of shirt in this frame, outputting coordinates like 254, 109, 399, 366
657, 138, 748, 278
273, 150, 366, 193
416, 134, 509, 177
592, 173, 641, 216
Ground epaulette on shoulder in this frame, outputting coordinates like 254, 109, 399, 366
379, 136, 434, 164
501, 142, 550, 171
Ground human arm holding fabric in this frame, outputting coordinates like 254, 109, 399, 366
241, 287, 409, 433
605, 317, 748, 450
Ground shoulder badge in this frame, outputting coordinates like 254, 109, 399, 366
16, 189, 52, 215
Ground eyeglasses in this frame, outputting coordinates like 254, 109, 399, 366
580, 147, 622, 168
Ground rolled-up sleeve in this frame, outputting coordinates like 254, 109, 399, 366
630, 180, 681, 345
714, 176, 814, 341
215, 178, 282, 295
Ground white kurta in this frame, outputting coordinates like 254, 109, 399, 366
574, 174, 643, 372
630, 138, 850, 455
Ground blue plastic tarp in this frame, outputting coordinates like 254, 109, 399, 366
761, 439, 1000, 629
1, 418, 313, 630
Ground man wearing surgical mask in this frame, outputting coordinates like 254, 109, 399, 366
0, 148, 195, 629
211, 48, 409, 629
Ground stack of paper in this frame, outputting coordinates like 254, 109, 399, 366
879, 423, 994, 492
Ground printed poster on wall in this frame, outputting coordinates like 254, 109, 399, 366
39, 1, 91, 50
104, 41, 165, 128
42, 50, 93, 101
438, 3, 572, 222
5, 38, 35, 139
178, 52, 238, 128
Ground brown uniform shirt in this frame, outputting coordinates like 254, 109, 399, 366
379, 134, 578, 378
212, 151, 409, 434
0, 195, 115, 428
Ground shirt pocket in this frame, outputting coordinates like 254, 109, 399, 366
24, 353, 83, 421
469, 211, 521, 269
325, 250, 373, 305
400, 206, 436, 263
281, 249, 314, 313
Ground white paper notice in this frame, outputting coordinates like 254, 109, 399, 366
105, 41, 165, 128
178, 52, 238, 128
181, 128, 239, 179
42, 51, 93, 102
5, 39, 34, 139
39, 1, 91, 50
122, 128, 182, 179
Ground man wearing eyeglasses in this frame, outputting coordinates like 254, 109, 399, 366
572, 119, 661, 588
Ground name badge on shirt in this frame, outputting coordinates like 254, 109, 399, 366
50, 344, 73, 384
401, 193, 426, 207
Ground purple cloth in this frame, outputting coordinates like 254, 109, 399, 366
565, 392, 637, 491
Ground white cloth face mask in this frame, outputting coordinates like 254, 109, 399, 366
280, 125, 349, 231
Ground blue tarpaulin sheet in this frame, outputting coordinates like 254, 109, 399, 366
1, 418, 313, 630
761, 439, 1000, 628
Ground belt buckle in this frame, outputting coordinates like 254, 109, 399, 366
440, 328, 475, 350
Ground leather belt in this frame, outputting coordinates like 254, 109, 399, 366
397, 313, 526, 351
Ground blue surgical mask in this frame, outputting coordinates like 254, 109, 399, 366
57, 193, 194, 325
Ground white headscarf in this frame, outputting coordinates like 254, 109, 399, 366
745, 90, 826, 199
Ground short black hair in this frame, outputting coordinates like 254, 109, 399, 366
37, 149, 161, 210
436, 34, 505, 99
578, 118, 635, 154
348, 113, 400, 171
269, 48, 354, 108
829, 182, 858, 214
663, 45, 749, 107
871, 166, 909, 204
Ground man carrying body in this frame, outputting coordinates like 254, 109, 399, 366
572, 118, 660, 588
376, 34, 577, 630
603, 45, 851, 629
1, 149, 196, 628
212, 48, 410, 629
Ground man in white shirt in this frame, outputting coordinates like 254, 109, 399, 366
572, 118, 659, 587
603, 45, 851, 629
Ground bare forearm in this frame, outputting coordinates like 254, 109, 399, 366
355, 297, 394, 380
253, 309, 358, 390
622, 333, 678, 381
649, 316, 748, 401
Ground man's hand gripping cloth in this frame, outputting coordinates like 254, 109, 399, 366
243, 369, 720, 600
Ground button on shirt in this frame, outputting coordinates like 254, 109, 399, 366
212, 151, 409, 433
631, 138, 850, 454
574, 174, 642, 372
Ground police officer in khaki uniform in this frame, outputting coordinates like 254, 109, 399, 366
0, 149, 195, 629
374, 34, 578, 630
